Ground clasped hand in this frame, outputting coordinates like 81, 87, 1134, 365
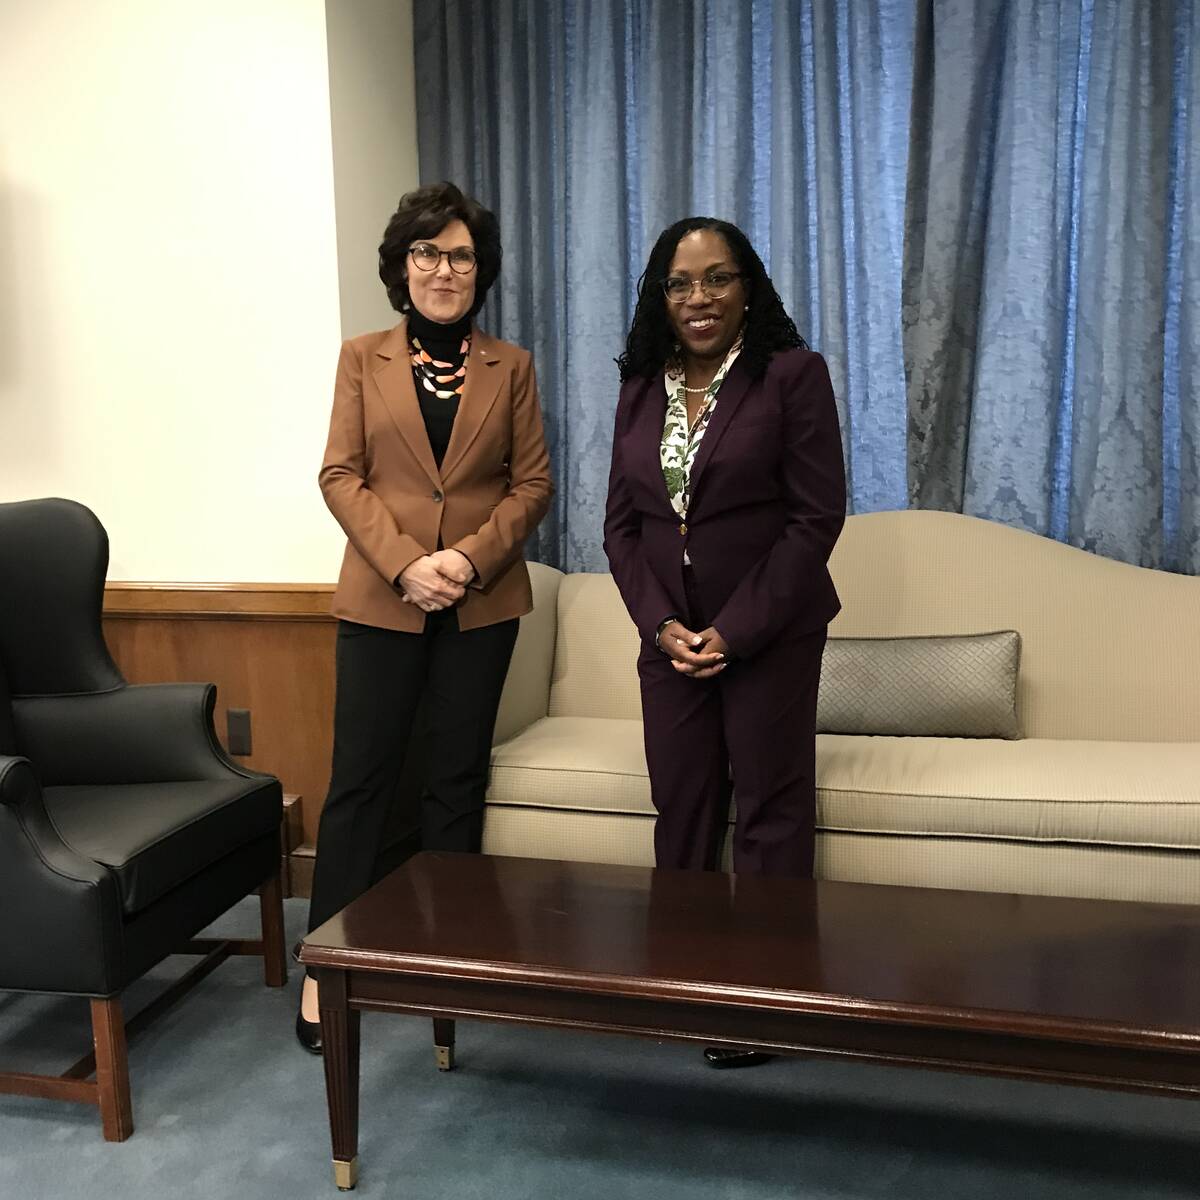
397, 550, 475, 612
660, 621, 730, 678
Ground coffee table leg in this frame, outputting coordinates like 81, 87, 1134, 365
433, 1018, 455, 1072
319, 969, 361, 1190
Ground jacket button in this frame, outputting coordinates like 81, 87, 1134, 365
679, 522, 687, 536
432, 489, 443, 502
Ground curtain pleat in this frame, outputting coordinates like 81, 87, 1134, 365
414, 0, 1196, 574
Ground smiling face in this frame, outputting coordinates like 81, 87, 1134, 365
405, 218, 477, 324
663, 229, 747, 369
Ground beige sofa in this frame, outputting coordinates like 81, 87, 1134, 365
483, 510, 1200, 904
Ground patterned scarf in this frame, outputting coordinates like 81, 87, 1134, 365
660, 338, 743, 518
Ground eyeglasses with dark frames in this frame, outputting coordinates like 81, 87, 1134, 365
408, 243, 478, 274
662, 270, 744, 303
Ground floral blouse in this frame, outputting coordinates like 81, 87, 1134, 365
660, 339, 743, 519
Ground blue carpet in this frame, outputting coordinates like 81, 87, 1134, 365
2, 897, 1197, 1199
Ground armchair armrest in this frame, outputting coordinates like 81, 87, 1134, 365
0, 755, 122, 993
0, 753, 38, 809
11, 683, 254, 786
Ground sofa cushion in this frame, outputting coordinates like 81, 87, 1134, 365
548, 576, 642, 720
817, 735, 1200, 849
43, 776, 281, 916
818, 631, 1021, 739
490, 717, 652, 815
489, 719, 1200, 852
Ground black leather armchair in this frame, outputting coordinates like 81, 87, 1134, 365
0, 498, 286, 1140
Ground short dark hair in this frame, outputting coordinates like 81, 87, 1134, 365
617, 217, 805, 381
378, 182, 501, 318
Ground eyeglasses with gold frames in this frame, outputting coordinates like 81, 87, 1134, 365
661, 270, 743, 303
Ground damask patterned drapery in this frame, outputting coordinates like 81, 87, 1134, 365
414, 0, 1197, 574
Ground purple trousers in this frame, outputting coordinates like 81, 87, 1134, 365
638, 571, 826, 878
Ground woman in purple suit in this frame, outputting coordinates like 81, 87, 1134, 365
604, 218, 847, 1067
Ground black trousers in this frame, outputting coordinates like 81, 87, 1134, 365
306, 612, 518, 933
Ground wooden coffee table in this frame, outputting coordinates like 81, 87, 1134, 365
300, 852, 1200, 1190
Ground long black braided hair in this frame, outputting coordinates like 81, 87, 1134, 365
617, 217, 806, 382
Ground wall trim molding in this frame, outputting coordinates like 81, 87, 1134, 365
103, 582, 336, 621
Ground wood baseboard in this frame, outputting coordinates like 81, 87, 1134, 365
103, 582, 336, 621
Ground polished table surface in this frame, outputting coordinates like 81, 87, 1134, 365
304, 851, 1200, 1045
301, 853, 1200, 1190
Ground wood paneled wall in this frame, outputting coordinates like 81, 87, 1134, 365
102, 584, 337, 855
103, 583, 427, 897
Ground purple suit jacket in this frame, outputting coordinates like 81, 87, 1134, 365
603, 348, 847, 659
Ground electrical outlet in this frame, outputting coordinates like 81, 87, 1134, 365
227, 708, 252, 756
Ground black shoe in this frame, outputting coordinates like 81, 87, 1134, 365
296, 1010, 323, 1056
703, 1046, 773, 1069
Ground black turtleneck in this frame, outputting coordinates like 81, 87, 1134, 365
407, 308, 471, 469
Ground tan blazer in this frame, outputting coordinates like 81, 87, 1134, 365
319, 319, 554, 633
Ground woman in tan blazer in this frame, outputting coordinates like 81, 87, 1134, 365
297, 182, 553, 1052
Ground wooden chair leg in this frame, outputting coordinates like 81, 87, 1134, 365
91, 997, 133, 1142
259, 862, 288, 988
432, 1018, 456, 1071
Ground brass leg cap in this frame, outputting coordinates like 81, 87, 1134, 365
435, 1044, 454, 1072
333, 1157, 358, 1190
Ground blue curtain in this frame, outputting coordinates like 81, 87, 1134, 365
414, 0, 1197, 575
906, 0, 1199, 572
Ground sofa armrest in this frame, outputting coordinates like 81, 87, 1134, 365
0, 754, 123, 993
12, 682, 255, 786
493, 562, 561, 744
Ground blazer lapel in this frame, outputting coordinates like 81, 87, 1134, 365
632, 371, 677, 518
685, 358, 753, 508
440, 327, 503, 482
372, 318, 442, 490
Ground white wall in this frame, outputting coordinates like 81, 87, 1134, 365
326, 0, 420, 340
0, 0, 382, 582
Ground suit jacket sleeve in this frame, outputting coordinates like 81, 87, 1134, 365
452, 349, 554, 589
712, 352, 846, 658
318, 339, 428, 585
603, 386, 677, 645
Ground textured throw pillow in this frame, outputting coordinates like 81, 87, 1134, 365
817, 631, 1022, 739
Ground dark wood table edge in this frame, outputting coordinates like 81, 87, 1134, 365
297, 946, 1200, 1055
